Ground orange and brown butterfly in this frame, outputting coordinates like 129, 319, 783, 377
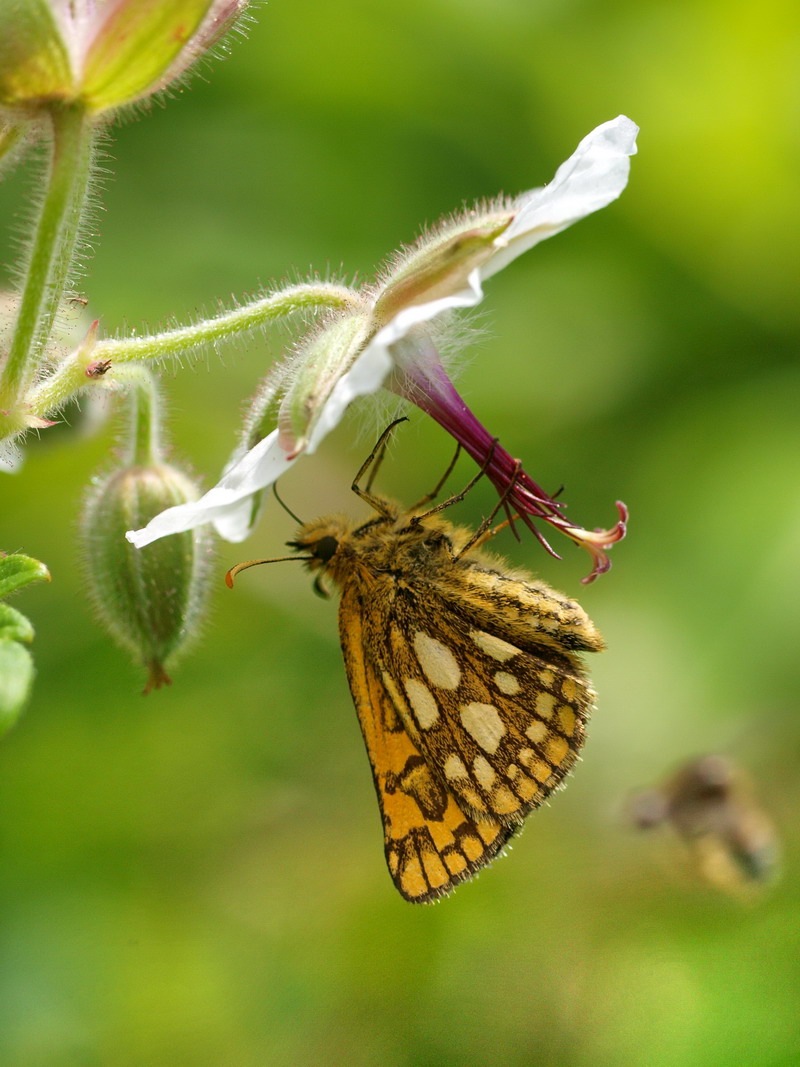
226, 420, 605, 903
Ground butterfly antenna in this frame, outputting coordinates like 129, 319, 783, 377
225, 555, 312, 588
272, 483, 304, 525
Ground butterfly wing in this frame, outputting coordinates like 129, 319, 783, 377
366, 563, 599, 830
338, 583, 515, 903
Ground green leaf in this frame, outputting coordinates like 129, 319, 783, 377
0, 553, 50, 599
0, 640, 34, 737
0, 556, 46, 734
0, 603, 34, 644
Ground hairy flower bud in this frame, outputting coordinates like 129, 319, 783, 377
81, 460, 211, 692
0, 0, 249, 115
371, 218, 511, 328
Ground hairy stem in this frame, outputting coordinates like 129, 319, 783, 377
94, 284, 360, 363
128, 371, 161, 467
0, 102, 95, 412
25, 283, 361, 419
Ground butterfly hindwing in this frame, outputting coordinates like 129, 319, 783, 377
356, 563, 595, 821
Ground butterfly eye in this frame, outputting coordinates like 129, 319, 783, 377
312, 535, 339, 562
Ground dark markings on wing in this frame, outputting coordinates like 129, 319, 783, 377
364, 580, 596, 825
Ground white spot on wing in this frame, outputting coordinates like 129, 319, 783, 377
444, 753, 468, 781
535, 692, 556, 720
460, 702, 506, 754
472, 754, 497, 790
470, 630, 519, 663
403, 677, 440, 729
494, 670, 521, 695
414, 631, 462, 690
525, 720, 548, 743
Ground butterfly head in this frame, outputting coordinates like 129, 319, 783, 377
286, 516, 356, 596
224, 515, 353, 595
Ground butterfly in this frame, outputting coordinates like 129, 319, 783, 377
227, 420, 604, 902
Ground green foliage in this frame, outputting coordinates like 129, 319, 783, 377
0, 552, 49, 734
0, 552, 49, 599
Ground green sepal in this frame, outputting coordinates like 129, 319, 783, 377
0, 0, 71, 108
0, 553, 51, 599
279, 313, 370, 454
82, 0, 213, 112
372, 218, 511, 328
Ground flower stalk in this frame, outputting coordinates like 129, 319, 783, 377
22, 283, 361, 426
0, 101, 95, 419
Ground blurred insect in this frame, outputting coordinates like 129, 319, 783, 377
628, 754, 780, 894
227, 419, 604, 902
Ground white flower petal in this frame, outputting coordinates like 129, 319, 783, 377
305, 277, 489, 457
210, 496, 261, 542
126, 430, 295, 547
306, 334, 395, 453
305, 270, 492, 456
480, 115, 638, 281
348, 117, 638, 365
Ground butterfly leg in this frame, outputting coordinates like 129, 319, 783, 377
455, 459, 523, 557
351, 417, 409, 513
411, 439, 500, 527
407, 441, 462, 512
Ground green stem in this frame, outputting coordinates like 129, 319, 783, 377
128, 371, 160, 467
94, 283, 361, 363
0, 102, 95, 411
24, 283, 362, 419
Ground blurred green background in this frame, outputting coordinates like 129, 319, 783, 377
1, 0, 799, 1064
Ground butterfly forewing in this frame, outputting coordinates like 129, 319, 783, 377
339, 584, 514, 902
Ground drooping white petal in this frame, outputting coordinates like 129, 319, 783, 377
305, 273, 493, 455
126, 429, 296, 547
352, 117, 638, 361
480, 115, 638, 281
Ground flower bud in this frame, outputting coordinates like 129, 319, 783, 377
0, 0, 70, 109
81, 461, 211, 692
0, 0, 249, 115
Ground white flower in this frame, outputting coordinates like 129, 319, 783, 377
127, 116, 638, 558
